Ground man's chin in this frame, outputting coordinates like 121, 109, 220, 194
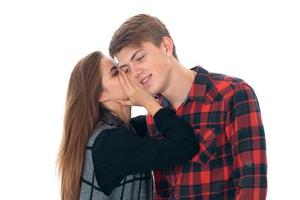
146, 87, 156, 96
149, 84, 162, 95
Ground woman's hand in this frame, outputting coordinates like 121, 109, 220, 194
116, 69, 162, 116
117, 69, 152, 106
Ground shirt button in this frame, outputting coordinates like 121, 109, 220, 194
246, 161, 252, 166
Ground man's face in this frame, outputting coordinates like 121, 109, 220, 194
115, 41, 172, 95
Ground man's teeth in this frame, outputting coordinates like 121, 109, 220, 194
142, 76, 151, 84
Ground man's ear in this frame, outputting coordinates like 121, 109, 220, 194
161, 36, 174, 56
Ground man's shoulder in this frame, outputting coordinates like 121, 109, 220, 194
192, 66, 246, 90
209, 72, 245, 86
205, 71, 250, 101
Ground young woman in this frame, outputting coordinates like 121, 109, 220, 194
57, 51, 199, 200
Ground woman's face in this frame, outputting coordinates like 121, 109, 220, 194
99, 56, 128, 102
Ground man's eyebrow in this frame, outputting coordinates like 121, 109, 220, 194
119, 49, 143, 68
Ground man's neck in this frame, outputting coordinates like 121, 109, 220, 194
162, 62, 196, 110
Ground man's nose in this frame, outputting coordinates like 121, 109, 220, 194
132, 64, 143, 79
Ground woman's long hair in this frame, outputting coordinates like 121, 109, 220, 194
57, 51, 104, 200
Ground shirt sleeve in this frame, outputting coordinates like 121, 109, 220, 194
226, 83, 267, 200
130, 115, 148, 138
92, 108, 199, 195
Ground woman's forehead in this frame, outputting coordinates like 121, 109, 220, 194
100, 56, 118, 72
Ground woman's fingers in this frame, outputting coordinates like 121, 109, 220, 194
117, 69, 151, 107
131, 75, 144, 89
120, 70, 134, 89
118, 70, 130, 92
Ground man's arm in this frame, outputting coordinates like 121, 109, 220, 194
227, 83, 267, 199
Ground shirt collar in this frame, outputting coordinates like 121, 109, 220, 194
188, 66, 209, 102
158, 66, 209, 108
99, 109, 136, 134
100, 109, 124, 127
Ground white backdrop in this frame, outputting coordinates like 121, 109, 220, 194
0, 0, 299, 199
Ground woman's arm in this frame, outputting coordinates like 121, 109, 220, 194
92, 108, 199, 195
130, 115, 148, 138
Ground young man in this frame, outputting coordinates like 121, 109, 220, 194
109, 14, 267, 200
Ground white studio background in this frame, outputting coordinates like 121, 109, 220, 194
0, 0, 299, 199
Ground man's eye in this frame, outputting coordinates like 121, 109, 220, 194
121, 67, 130, 73
136, 55, 145, 62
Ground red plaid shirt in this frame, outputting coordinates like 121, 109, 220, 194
146, 66, 267, 200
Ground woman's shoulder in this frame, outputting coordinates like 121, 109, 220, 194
92, 124, 132, 149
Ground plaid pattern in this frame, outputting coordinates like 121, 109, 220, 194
146, 66, 267, 200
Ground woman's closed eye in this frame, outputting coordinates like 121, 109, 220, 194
110, 66, 119, 77
112, 70, 119, 76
